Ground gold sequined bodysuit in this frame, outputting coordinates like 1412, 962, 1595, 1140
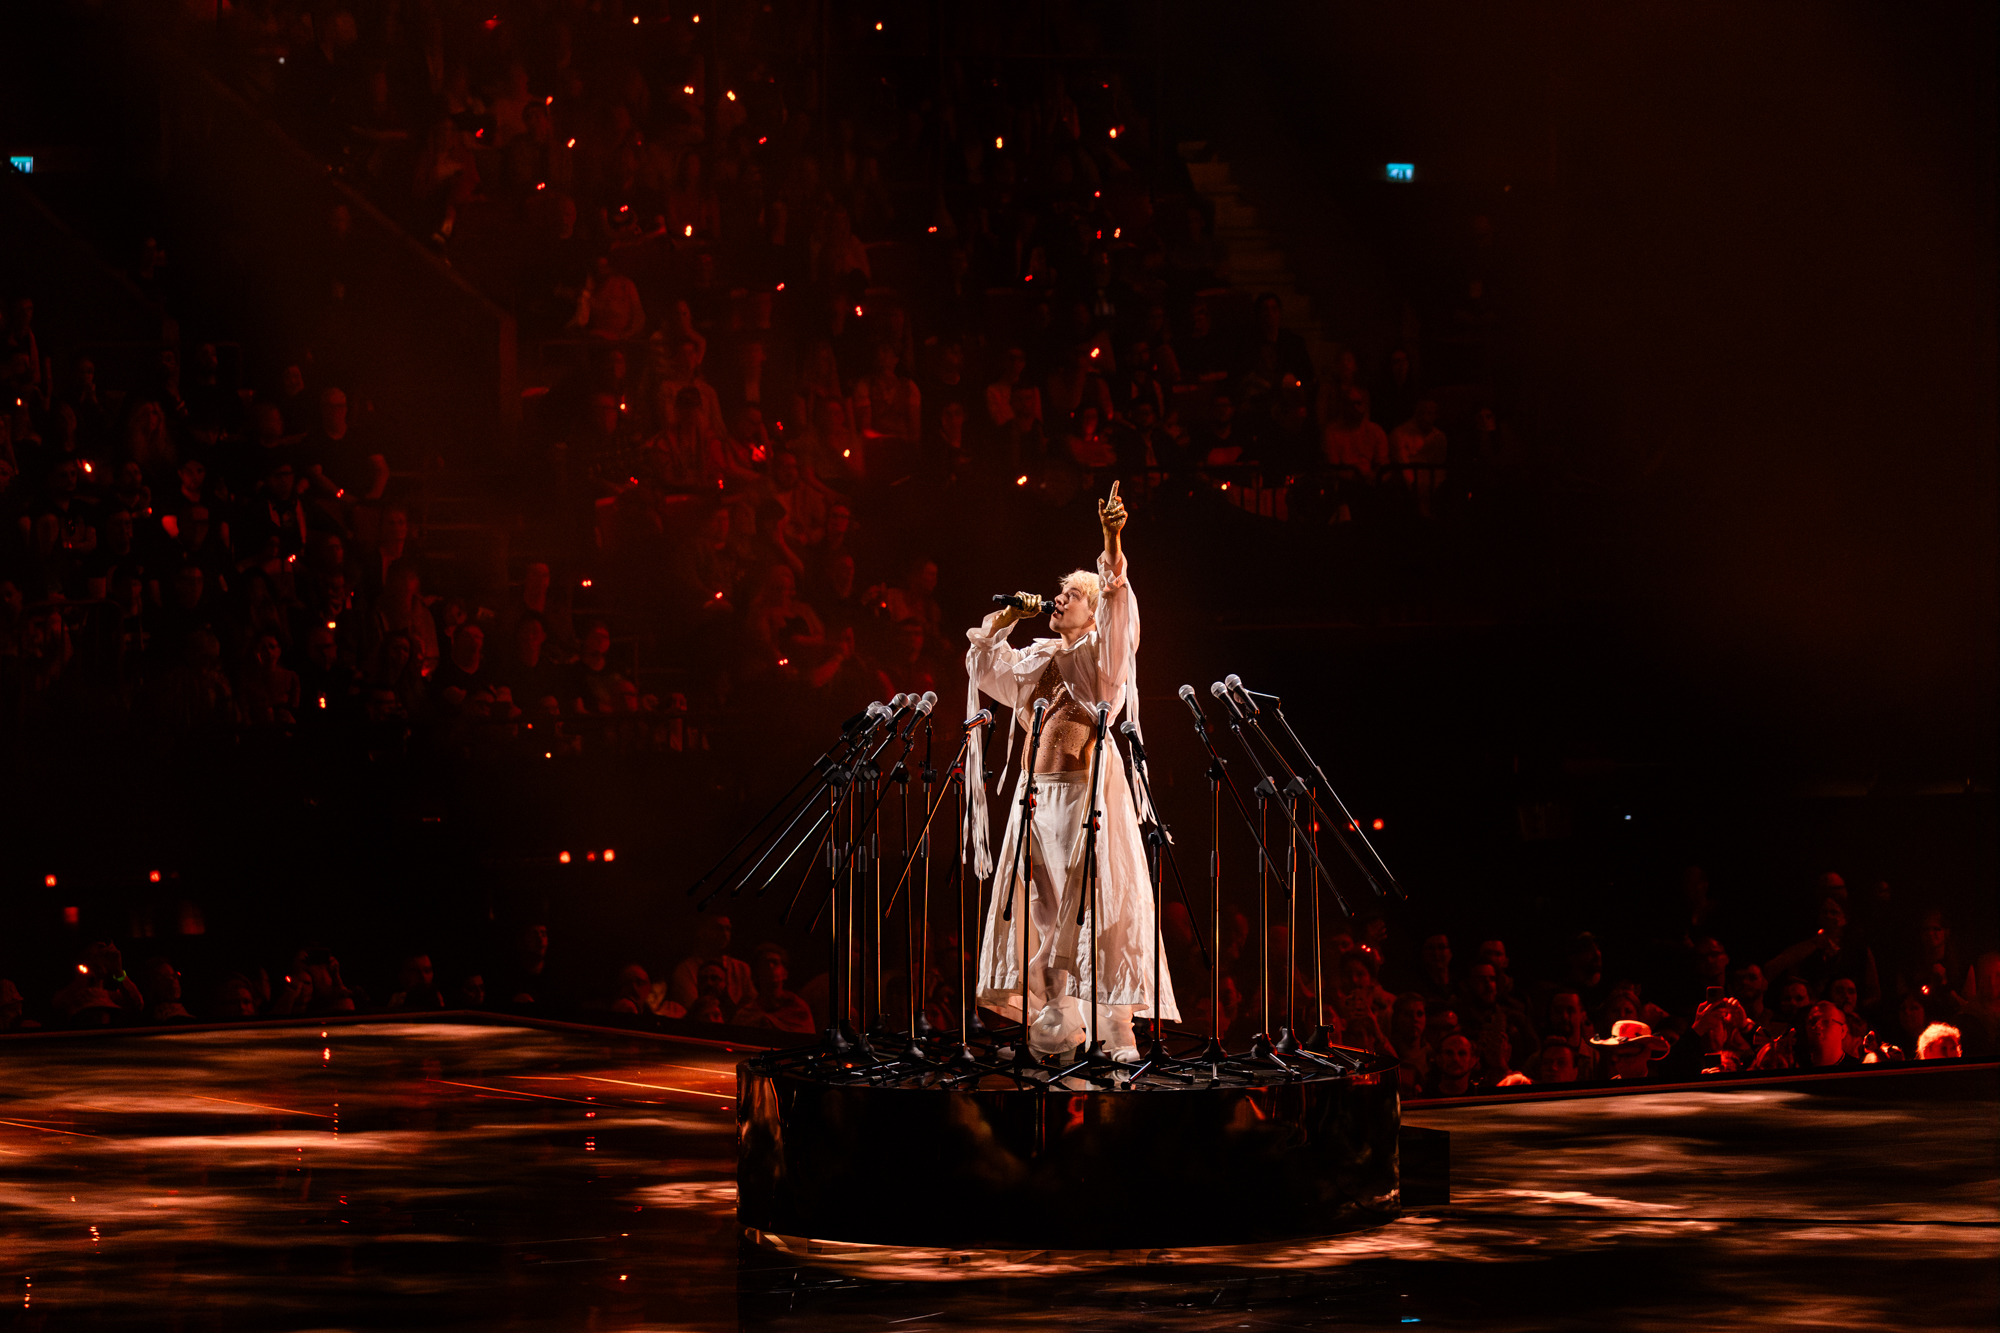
1025, 659, 1098, 772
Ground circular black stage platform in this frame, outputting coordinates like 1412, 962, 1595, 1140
736, 1039, 1404, 1248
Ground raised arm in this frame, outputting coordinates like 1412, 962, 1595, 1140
965, 594, 1039, 709
1096, 482, 1138, 700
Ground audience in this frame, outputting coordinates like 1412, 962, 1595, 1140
0, 5, 1988, 1090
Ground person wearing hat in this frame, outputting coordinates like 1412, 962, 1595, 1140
1589, 1019, 1672, 1080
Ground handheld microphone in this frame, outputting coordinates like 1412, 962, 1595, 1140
1032, 697, 1050, 720
991, 593, 1055, 613
1209, 680, 1249, 722
1117, 717, 1146, 764
964, 707, 995, 730
1093, 702, 1111, 737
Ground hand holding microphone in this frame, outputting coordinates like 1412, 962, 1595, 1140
990, 591, 1052, 626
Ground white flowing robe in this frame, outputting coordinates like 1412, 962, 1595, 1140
963, 550, 1180, 1021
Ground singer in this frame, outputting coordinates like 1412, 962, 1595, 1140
964, 482, 1178, 1060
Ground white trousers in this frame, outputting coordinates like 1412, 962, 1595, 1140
1017, 771, 1134, 1053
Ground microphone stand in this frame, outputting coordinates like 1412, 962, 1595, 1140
796, 704, 917, 1062
1309, 776, 1329, 1051
699, 718, 879, 911
950, 747, 979, 1069
1118, 727, 1192, 1084
1207, 690, 1319, 1075
684, 709, 876, 904
1237, 683, 1402, 903
1224, 683, 1378, 1073
912, 718, 936, 1041
867, 731, 915, 1047
1179, 689, 1269, 1069
1053, 705, 1123, 1085
1001, 698, 1051, 1071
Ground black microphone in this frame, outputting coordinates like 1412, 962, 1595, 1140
1178, 683, 1209, 737
1223, 673, 1260, 717
877, 693, 915, 739
991, 593, 1056, 612
1118, 717, 1147, 764
1210, 680, 1250, 723
897, 690, 938, 739
1093, 702, 1111, 737
964, 707, 995, 730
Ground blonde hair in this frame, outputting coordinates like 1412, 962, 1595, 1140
1059, 569, 1102, 611
1917, 1022, 1962, 1059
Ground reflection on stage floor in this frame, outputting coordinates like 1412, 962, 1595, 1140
1, 1021, 1992, 1330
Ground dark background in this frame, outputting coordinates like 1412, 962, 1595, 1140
2, 0, 1992, 1001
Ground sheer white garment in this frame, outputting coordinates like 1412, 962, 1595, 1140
963, 550, 1179, 1020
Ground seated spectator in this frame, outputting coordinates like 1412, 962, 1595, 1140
611, 964, 674, 1017
456, 974, 486, 1008
1686, 995, 1756, 1072
497, 923, 553, 1006
1895, 907, 1968, 1010
238, 630, 301, 725
1459, 961, 1536, 1057
1770, 974, 1814, 1030
367, 567, 440, 678
1330, 950, 1393, 1056
1590, 1020, 1671, 1080
1422, 1033, 1480, 1097
0, 978, 35, 1032
51, 943, 144, 1027
387, 954, 445, 1010
683, 960, 733, 1024
1389, 992, 1429, 1094
210, 974, 261, 1020
497, 618, 561, 713
732, 943, 815, 1033
1729, 962, 1783, 1044
1551, 930, 1612, 1015
1478, 1028, 1532, 1088
1892, 991, 1933, 1054
1529, 1036, 1580, 1084
569, 621, 628, 714
1409, 933, 1455, 1009
429, 622, 486, 712
852, 340, 921, 445
139, 959, 195, 1023
576, 255, 646, 340
1388, 399, 1447, 508
1754, 1000, 1859, 1071
1320, 386, 1388, 477
1957, 950, 2000, 1057
1916, 1023, 1962, 1060
1476, 938, 1530, 1015
670, 915, 753, 1012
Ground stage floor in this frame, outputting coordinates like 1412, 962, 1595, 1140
0, 1020, 1992, 1331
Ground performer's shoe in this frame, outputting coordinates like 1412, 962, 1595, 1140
1105, 1009, 1139, 1058
1027, 1004, 1083, 1057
